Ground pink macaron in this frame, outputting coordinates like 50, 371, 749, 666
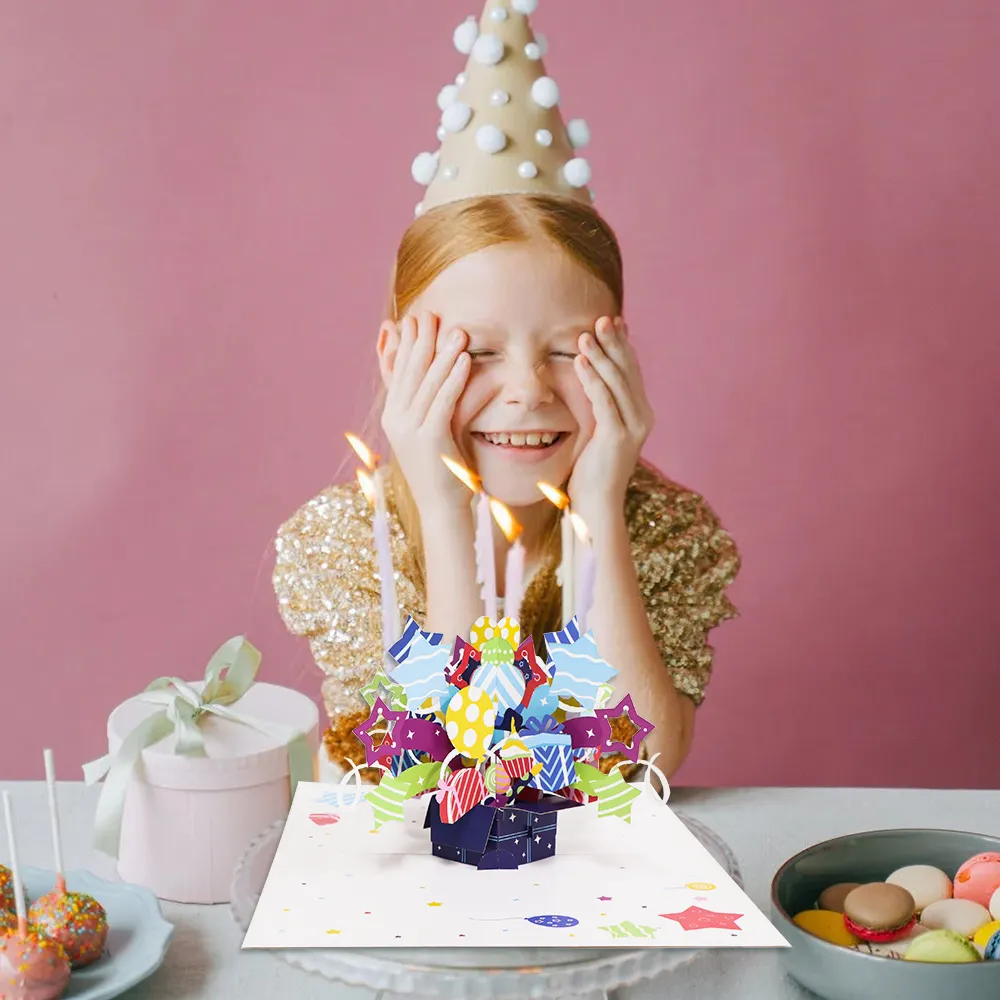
954, 852, 1000, 910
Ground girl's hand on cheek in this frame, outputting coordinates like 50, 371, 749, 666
567, 316, 654, 529
380, 311, 473, 513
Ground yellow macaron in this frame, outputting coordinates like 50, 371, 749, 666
793, 909, 861, 947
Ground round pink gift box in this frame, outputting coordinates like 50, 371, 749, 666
107, 681, 319, 903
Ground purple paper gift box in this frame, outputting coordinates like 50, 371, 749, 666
424, 795, 581, 870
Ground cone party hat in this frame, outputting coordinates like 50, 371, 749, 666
411, 0, 594, 216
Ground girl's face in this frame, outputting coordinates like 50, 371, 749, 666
410, 240, 617, 508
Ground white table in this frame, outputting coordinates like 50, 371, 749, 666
1, 781, 997, 999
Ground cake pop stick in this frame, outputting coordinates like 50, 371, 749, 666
28, 751, 109, 969
43, 750, 66, 896
0, 791, 71, 1000
1, 792, 27, 939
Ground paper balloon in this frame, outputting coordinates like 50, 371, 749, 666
445, 685, 497, 759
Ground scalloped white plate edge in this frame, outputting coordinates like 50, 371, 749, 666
22, 866, 174, 1000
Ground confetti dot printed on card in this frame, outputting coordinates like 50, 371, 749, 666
445, 685, 496, 758
686, 882, 716, 891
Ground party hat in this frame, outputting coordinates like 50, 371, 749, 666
411, 0, 594, 216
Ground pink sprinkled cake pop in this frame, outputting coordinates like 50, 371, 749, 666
1, 790, 71, 1000
0, 866, 29, 919
25, 751, 107, 970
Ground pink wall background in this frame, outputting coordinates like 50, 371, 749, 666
2, 1, 997, 786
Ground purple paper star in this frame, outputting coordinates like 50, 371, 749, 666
351, 697, 406, 766
595, 694, 654, 762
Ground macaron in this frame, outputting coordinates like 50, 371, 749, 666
974, 919, 1000, 950
854, 922, 929, 959
985, 928, 1000, 961
842, 883, 917, 943
885, 864, 952, 912
904, 928, 981, 963
793, 909, 860, 947
817, 882, 859, 913
920, 897, 992, 938
954, 852, 1000, 910
992, 886, 1000, 921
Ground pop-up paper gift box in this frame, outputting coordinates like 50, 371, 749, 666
348, 615, 652, 869
424, 795, 581, 869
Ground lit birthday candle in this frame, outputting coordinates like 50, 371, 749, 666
442, 455, 498, 620
537, 482, 575, 628
490, 499, 525, 623
570, 512, 596, 635
346, 433, 399, 653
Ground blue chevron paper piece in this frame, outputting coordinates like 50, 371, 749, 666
388, 632, 451, 711
470, 660, 526, 716
525, 739, 576, 793
542, 621, 618, 710
388, 615, 445, 663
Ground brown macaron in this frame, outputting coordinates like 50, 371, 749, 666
818, 882, 860, 913
842, 883, 917, 943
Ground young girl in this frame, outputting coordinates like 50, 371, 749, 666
272, 2, 739, 782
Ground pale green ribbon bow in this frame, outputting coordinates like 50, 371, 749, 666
83, 636, 314, 859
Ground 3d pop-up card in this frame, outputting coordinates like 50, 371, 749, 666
241, 616, 788, 950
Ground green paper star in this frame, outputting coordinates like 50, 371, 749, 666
360, 670, 406, 710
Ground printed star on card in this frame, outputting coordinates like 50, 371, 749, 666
595, 694, 654, 763
660, 906, 743, 931
543, 628, 618, 710
597, 895, 612, 901
427, 901, 443, 907
388, 634, 452, 710
351, 698, 406, 766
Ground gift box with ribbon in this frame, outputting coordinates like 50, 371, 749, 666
520, 714, 576, 794
83, 637, 319, 903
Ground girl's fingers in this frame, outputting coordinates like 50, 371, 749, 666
575, 354, 623, 428
385, 315, 418, 405
411, 327, 469, 419
393, 312, 438, 406
426, 351, 471, 427
612, 319, 653, 421
578, 330, 639, 427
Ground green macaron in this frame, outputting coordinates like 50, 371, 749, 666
903, 928, 981, 963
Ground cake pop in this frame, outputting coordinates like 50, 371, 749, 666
1, 790, 71, 1000
0, 866, 29, 918
25, 750, 107, 969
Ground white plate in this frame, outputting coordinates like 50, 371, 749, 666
231, 811, 742, 999
17, 868, 173, 1000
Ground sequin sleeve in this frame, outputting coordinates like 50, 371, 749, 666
625, 464, 740, 706
272, 483, 390, 719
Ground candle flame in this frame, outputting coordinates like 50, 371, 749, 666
355, 469, 377, 507
536, 481, 570, 510
441, 455, 482, 493
489, 498, 522, 543
345, 432, 378, 470
569, 511, 591, 544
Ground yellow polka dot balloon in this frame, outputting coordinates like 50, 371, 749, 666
444, 685, 497, 760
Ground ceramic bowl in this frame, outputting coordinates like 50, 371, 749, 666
770, 828, 1000, 1000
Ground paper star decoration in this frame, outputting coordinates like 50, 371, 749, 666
595, 694, 653, 763
388, 633, 452, 710
543, 627, 618, 710
351, 697, 406, 766
359, 669, 406, 710
660, 906, 743, 931
598, 921, 658, 939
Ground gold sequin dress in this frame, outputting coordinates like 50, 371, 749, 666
272, 460, 740, 775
